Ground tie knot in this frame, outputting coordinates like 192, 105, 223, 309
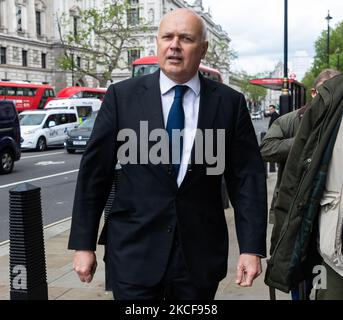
174, 85, 188, 99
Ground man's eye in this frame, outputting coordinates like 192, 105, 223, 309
183, 37, 193, 42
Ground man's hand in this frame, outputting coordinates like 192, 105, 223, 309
235, 254, 262, 287
73, 250, 97, 283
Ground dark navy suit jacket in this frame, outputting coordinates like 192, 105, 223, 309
68, 71, 267, 287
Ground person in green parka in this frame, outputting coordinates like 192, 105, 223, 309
264, 70, 343, 300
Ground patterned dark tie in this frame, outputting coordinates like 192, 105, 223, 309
166, 85, 188, 177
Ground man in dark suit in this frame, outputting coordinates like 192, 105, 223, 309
68, 8, 267, 300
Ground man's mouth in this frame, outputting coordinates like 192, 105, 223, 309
167, 56, 183, 62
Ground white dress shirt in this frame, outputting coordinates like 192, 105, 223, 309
159, 70, 200, 187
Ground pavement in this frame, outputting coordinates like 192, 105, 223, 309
0, 171, 290, 300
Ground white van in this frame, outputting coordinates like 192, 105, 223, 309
19, 109, 79, 151
44, 98, 101, 123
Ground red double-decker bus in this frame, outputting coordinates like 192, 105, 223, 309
57, 86, 107, 100
132, 56, 223, 83
0, 81, 55, 112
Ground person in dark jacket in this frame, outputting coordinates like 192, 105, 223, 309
261, 69, 341, 300
264, 71, 343, 299
268, 105, 280, 128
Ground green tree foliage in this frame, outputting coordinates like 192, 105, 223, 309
203, 40, 237, 70
239, 72, 267, 109
57, 0, 148, 87
302, 20, 343, 101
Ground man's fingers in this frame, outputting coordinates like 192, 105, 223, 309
74, 267, 93, 282
239, 271, 256, 287
235, 265, 244, 284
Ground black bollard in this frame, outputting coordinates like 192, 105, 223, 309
9, 183, 48, 300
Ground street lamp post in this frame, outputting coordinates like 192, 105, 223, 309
283, 0, 288, 81
325, 10, 333, 68
279, 0, 291, 116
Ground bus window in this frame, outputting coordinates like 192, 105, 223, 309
7, 87, 16, 96
133, 64, 160, 77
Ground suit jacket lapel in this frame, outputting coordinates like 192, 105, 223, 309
137, 70, 165, 132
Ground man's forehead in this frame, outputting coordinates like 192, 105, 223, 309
159, 27, 197, 36
159, 13, 202, 33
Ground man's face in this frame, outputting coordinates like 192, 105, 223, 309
157, 11, 208, 84
269, 107, 275, 114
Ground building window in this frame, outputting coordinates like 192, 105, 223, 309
41, 53, 46, 69
130, 0, 139, 4
77, 56, 81, 68
22, 50, 28, 67
16, 6, 23, 32
128, 49, 140, 66
0, 47, 6, 64
73, 16, 79, 38
127, 8, 139, 26
36, 11, 41, 36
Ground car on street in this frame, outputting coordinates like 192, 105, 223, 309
64, 111, 98, 153
251, 111, 263, 120
0, 100, 21, 174
20, 109, 79, 151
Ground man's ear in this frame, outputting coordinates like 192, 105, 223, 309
201, 41, 209, 59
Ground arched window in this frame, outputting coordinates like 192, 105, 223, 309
15, 0, 27, 32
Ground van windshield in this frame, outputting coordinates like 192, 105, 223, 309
19, 114, 45, 126
78, 111, 98, 128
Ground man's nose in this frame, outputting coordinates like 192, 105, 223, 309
170, 37, 181, 50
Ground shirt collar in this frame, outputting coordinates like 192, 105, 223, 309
160, 70, 200, 97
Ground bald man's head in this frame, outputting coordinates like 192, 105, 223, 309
156, 8, 208, 83
158, 8, 208, 41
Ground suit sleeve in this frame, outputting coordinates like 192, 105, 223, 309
68, 85, 119, 251
224, 93, 268, 257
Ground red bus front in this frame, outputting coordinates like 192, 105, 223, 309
0, 82, 55, 112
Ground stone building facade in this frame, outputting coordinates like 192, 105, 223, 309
0, 0, 231, 93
